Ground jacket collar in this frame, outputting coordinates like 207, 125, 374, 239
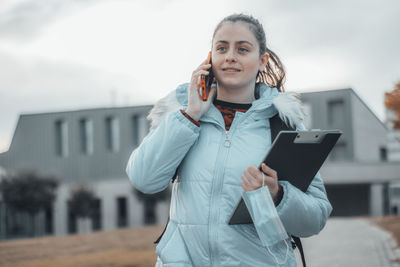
147, 83, 304, 131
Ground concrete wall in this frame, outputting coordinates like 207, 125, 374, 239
0, 105, 152, 183
300, 89, 354, 161
0, 104, 175, 240
351, 93, 388, 162
387, 130, 400, 161
370, 183, 385, 216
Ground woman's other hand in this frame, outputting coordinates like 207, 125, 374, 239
185, 57, 217, 121
241, 163, 279, 198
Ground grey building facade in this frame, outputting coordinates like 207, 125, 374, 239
301, 88, 400, 216
0, 105, 151, 182
0, 105, 170, 240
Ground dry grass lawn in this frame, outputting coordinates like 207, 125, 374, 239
1, 216, 400, 266
0, 225, 164, 267
370, 215, 400, 246
370, 215, 400, 263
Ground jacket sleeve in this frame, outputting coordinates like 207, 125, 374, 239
276, 171, 332, 237
125, 109, 200, 194
275, 122, 333, 237
242, 122, 332, 241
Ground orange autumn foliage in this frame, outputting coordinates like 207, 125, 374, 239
384, 82, 400, 129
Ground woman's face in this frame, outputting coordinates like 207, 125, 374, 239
211, 22, 268, 90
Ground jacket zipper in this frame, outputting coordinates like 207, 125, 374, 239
202, 112, 248, 266
224, 131, 231, 147
208, 129, 231, 267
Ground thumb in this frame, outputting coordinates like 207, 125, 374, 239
261, 163, 269, 174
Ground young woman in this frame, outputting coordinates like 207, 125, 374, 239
126, 13, 332, 267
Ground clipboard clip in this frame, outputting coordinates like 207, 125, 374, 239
293, 130, 326, 144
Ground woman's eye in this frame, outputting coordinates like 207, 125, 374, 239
217, 47, 226, 52
239, 47, 249, 52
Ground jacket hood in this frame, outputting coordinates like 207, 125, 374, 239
147, 83, 305, 131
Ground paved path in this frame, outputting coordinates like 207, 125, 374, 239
294, 218, 400, 267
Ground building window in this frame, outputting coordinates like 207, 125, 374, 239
45, 206, 53, 235
302, 102, 313, 130
327, 99, 344, 125
91, 198, 102, 231
0, 201, 5, 237
105, 116, 120, 152
132, 114, 140, 147
117, 197, 128, 228
391, 187, 400, 196
137, 116, 150, 145
55, 120, 68, 157
380, 147, 388, 161
79, 118, 93, 155
144, 200, 156, 225
67, 202, 77, 234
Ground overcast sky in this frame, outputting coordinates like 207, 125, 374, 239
0, 0, 399, 153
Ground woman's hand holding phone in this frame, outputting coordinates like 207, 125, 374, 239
185, 54, 216, 121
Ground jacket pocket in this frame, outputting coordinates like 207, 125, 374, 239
156, 220, 194, 265
155, 221, 177, 256
234, 224, 264, 248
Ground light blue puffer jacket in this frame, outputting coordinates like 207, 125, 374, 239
126, 83, 333, 267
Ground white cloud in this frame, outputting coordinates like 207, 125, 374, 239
0, 0, 102, 41
0, 0, 399, 153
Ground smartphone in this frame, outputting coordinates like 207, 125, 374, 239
200, 51, 214, 101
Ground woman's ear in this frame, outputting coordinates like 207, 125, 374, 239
259, 53, 270, 72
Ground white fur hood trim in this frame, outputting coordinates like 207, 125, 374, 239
147, 88, 305, 131
273, 91, 305, 129
147, 89, 181, 131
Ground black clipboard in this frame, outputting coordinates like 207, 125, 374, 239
228, 130, 342, 225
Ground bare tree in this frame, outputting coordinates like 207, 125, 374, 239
0, 169, 58, 237
68, 185, 97, 233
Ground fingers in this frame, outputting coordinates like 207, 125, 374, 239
246, 165, 267, 178
241, 174, 250, 188
191, 60, 212, 90
205, 84, 217, 102
191, 69, 210, 80
241, 173, 258, 189
191, 70, 210, 91
245, 165, 276, 184
196, 63, 212, 71
242, 165, 279, 192
243, 167, 261, 184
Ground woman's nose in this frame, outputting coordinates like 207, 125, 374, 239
225, 50, 237, 62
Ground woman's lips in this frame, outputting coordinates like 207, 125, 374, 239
222, 68, 241, 72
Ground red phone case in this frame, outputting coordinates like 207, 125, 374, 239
201, 52, 212, 101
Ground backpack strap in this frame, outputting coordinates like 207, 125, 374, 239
292, 236, 307, 267
171, 167, 179, 184
269, 113, 294, 141
154, 168, 178, 244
